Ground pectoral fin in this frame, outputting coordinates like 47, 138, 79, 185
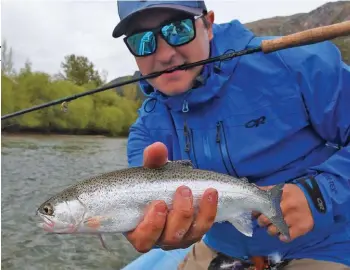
227, 212, 254, 237
84, 216, 103, 229
97, 234, 110, 251
83, 216, 114, 231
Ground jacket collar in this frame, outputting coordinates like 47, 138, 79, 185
139, 20, 255, 112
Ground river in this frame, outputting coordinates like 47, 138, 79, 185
1, 134, 141, 270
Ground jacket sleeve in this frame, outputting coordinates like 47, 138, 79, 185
127, 110, 153, 168
280, 41, 350, 233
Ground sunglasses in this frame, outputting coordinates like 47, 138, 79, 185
124, 15, 203, 57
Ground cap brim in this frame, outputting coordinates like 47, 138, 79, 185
112, 4, 203, 38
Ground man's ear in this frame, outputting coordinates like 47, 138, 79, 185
205, 11, 215, 40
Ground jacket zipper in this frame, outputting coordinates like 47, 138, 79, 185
182, 100, 198, 167
216, 121, 239, 177
189, 127, 198, 167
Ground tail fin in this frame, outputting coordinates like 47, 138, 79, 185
265, 183, 290, 239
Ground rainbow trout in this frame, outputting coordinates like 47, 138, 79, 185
36, 160, 290, 244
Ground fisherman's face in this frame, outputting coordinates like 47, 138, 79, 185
124, 9, 215, 96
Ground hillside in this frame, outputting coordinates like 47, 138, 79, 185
245, 0, 350, 63
109, 1, 350, 100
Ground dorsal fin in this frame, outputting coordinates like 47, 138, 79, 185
240, 177, 250, 183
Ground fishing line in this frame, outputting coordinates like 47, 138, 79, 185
1, 20, 350, 121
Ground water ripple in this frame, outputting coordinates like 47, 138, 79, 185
1, 135, 140, 270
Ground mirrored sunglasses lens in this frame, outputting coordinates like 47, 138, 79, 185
161, 18, 195, 45
126, 31, 156, 56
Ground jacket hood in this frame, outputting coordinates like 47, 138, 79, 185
138, 19, 255, 112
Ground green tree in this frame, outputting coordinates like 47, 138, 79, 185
60, 54, 103, 87
1, 53, 141, 137
1, 74, 16, 116
1, 40, 15, 77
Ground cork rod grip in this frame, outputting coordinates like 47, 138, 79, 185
261, 20, 350, 53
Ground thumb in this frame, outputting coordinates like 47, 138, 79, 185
143, 142, 168, 169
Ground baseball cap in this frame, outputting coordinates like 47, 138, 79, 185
112, 0, 207, 38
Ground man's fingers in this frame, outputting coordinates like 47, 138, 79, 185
267, 224, 292, 242
278, 222, 310, 243
279, 227, 295, 242
126, 200, 168, 253
257, 214, 272, 227
158, 186, 194, 246
267, 224, 279, 236
143, 142, 168, 169
252, 211, 261, 218
184, 188, 218, 240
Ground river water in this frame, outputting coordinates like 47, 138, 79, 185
1, 135, 141, 270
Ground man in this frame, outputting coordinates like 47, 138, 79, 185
112, 1, 350, 269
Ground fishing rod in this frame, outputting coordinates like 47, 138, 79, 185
2, 20, 350, 121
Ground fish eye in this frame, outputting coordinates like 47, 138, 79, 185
43, 203, 54, 215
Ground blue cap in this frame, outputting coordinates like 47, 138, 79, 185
112, 0, 207, 38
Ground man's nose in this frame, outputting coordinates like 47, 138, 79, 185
155, 35, 177, 64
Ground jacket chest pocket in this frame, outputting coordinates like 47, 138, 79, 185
176, 124, 240, 176
219, 96, 311, 178
179, 95, 311, 179
215, 121, 239, 176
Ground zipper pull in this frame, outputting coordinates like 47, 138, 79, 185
216, 122, 221, 143
182, 100, 189, 113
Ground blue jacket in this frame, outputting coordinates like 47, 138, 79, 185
126, 20, 350, 265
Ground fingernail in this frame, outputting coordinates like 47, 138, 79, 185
207, 190, 217, 203
280, 235, 290, 242
181, 187, 191, 198
155, 202, 167, 216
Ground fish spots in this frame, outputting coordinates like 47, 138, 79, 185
37, 159, 248, 236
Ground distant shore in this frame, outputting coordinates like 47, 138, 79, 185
1, 132, 119, 139
1, 128, 128, 139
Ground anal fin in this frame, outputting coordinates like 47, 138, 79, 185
227, 212, 254, 237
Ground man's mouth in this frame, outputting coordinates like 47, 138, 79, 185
165, 64, 184, 72
156, 63, 188, 74
160, 68, 187, 79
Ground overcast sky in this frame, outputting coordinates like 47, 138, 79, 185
2, 0, 336, 81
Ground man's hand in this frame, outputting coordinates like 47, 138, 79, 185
254, 184, 314, 242
125, 142, 218, 253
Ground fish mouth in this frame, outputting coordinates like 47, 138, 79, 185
37, 212, 55, 232
36, 212, 77, 234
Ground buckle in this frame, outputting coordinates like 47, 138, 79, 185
208, 253, 291, 270
208, 253, 252, 270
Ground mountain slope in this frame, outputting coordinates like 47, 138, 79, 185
245, 1, 350, 63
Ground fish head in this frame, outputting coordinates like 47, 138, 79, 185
36, 197, 86, 234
